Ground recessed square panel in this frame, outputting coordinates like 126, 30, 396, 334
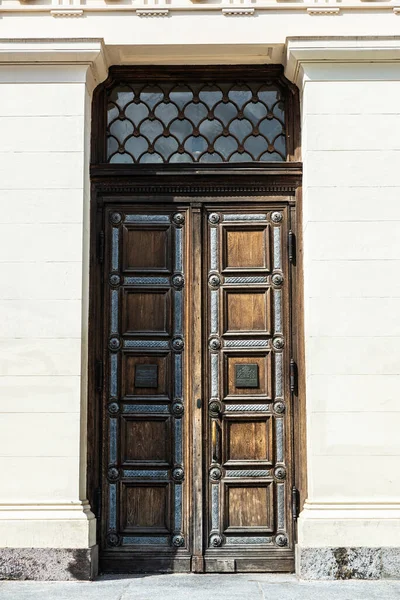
225, 417, 272, 463
225, 484, 274, 531
224, 354, 271, 398
122, 289, 171, 336
223, 289, 271, 335
222, 226, 270, 272
122, 354, 170, 398
122, 417, 170, 463
122, 226, 171, 273
122, 484, 170, 532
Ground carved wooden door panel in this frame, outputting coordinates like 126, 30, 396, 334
101, 206, 191, 573
204, 207, 294, 572
99, 203, 294, 573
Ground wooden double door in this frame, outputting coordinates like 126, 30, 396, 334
99, 200, 295, 573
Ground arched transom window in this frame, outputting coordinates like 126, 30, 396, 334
106, 79, 287, 164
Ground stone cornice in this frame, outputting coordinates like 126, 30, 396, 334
0, 2, 399, 16
285, 36, 400, 86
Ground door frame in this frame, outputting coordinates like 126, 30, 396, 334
87, 65, 305, 571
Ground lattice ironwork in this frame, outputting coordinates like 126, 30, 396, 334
106, 81, 286, 164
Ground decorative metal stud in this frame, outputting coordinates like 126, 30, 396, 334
209, 467, 222, 481
173, 213, 185, 227
110, 212, 122, 225
275, 533, 288, 547
208, 337, 221, 351
210, 534, 223, 547
273, 401, 285, 414
274, 466, 287, 480
172, 274, 185, 289
171, 336, 184, 352
109, 273, 121, 287
272, 337, 285, 350
172, 467, 185, 482
108, 402, 120, 416
172, 534, 185, 547
209, 213, 220, 225
208, 274, 221, 288
209, 400, 222, 417
107, 466, 120, 482
272, 273, 284, 286
107, 532, 121, 547
109, 336, 121, 351
271, 211, 283, 223
172, 402, 184, 417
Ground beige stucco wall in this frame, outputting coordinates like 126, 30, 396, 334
286, 41, 400, 552
0, 34, 400, 574
0, 54, 103, 548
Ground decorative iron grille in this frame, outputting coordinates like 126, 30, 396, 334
106, 81, 286, 164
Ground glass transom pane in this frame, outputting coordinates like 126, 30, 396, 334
106, 81, 286, 164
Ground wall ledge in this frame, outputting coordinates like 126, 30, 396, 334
285, 36, 400, 85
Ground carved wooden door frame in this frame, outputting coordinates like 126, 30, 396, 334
87, 65, 305, 573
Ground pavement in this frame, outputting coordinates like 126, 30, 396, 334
1, 574, 400, 600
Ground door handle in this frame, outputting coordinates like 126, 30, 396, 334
211, 419, 220, 463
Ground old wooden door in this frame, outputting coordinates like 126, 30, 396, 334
99, 201, 295, 573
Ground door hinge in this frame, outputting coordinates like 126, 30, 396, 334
95, 360, 103, 392
98, 231, 105, 264
290, 358, 298, 395
292, 486, 300, 521
94, 487, 102, 520
288, 230, 296, 265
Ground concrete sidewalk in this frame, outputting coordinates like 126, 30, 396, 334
1, 573, 400, 600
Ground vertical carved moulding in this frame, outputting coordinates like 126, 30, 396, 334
108, 418, 118, 533
174, 413, 183, 466
110, 354, 118, 398
275, 352, 283, 399
274, 289, 282, 336
174, 354, 183, 400
173, 215, 185, 542
175, 227, 183, 272
108, 213, 121, 536
211, 483, 220, 532
209, 221, 220, 336
275, 418, 284, 464
208, 215, 222, 548
211, 353, 219, 398
109, 417, 118, 465
210, 226, 218, 271
174, 289, 183, 335
210, 291, 219, 335
277, 482, 285, 531
273, 226, 282, 271
111, 227, 120, 272
111, 289, 119, 335
174, 483, 183, 532
109, 483, 117, 531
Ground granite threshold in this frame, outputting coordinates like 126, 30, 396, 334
297, 547, 400, 580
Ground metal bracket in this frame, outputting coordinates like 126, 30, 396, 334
292, 486, 300, 521
290, 358, 297, 395
95, 360, 103, 392
288, 230, 296, 265
94, 487, 102, 520
98, 230, 105, 264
